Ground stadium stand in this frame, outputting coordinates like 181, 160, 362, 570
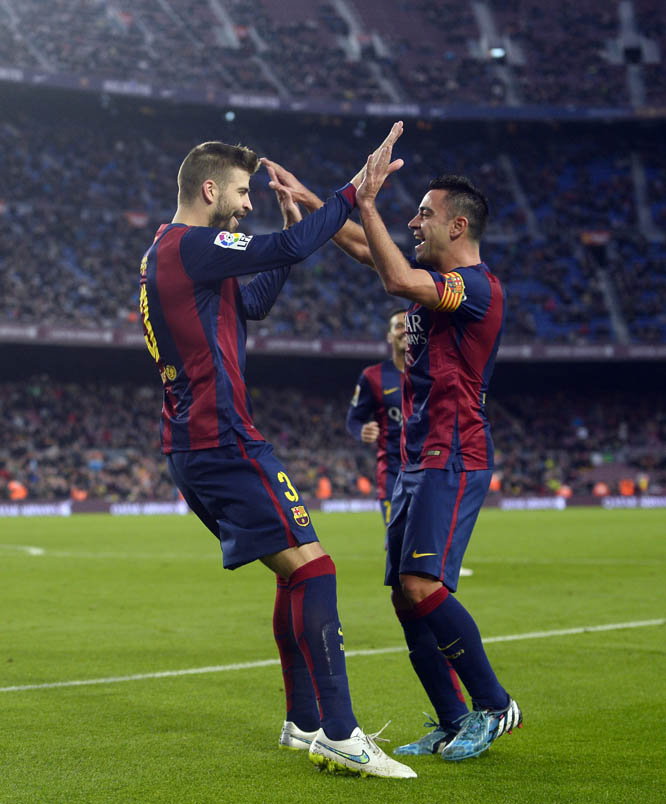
0, 1, 664, 507
0, 378, 663, 502
0, 0, 664, 107
1, 93, 664, 343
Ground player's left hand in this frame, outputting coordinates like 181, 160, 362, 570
261, 158, 319, 209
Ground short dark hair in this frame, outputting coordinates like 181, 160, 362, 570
177, 141, 259, 204
428, 174, 489, 241
387, 307, 408, 328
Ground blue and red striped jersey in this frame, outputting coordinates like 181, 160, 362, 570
346, 359, 403, 498
402, 262, 505, 472
139, 185, 356, 453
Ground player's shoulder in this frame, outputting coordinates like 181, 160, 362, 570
450, 262, 502, 295
457, 262, 500, 283
362, 361, 385, 380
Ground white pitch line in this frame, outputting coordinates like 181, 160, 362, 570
1, 618, 663, 694
0, 544, 45, 555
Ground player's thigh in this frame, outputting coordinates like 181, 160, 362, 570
218, 441, 319, 568
169, 443, 318, 569
398, 468, 490, 592
166, 452, 219, 536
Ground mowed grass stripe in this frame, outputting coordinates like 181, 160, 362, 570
2, 617, 663, 694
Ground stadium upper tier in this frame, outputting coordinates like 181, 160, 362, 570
0, 0, 664, 110
0, 93, 664, 344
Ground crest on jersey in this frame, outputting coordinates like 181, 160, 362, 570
213, 231, 253, 251
291, 505, 310, 527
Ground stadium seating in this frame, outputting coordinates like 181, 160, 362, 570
1, 95, 664, 343
0, 0, 664, 107
0, 379, 663, 502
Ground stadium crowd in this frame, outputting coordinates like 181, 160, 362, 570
1, 0, 664, 107
1, 379, 664, 503
1, 97, 665, 345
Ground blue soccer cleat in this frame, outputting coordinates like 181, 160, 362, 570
393, 714, 459, 756
441, 698, 522, 761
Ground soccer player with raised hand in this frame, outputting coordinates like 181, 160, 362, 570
138, 124, 416, 780
266, 129, 522, 762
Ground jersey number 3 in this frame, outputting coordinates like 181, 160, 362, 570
277, 472, 299, 502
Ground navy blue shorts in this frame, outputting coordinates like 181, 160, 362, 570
385, 467, 492, 592
167, 441, 318, 570
379, 469, 399, 527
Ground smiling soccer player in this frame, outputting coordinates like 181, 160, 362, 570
139, 125, 416, 780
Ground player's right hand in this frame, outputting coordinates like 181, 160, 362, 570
361, 421, 380, 444
350, 121, 404, 190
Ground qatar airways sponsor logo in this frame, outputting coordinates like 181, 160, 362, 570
405, 312, 428, 346
0, 501, 72, 517
601, 495, 666, 510
110, 501, 189, 516
500, 497, 566, 511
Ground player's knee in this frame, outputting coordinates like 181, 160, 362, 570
391, 585, 410, 612
399, 573, 442, 606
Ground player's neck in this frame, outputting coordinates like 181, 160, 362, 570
172, 205, 209, 227
435, 244, 480, 273
392, 351, 405, 373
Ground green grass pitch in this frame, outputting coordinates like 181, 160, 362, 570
1, 508, 664, 804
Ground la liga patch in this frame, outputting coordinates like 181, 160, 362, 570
213, 231, 253, 251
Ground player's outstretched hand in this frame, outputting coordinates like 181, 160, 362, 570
350, 121, 404, 192
267, 167, 302, 228
260, 158, 317, 208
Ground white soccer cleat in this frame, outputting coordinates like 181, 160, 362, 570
308, 726, 417, 778
278, 720, 319, 751
460, 566, 474, 577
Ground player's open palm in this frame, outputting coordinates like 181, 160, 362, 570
355, 122, 404, 204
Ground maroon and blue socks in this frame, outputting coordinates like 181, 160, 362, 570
397, 608, 468, 731
397, 585, 509, 714
273, 555, 358, 740
273, 576, 320, 732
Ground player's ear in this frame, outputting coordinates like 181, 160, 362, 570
450, 215, 468, 239
201, 179, 217, 205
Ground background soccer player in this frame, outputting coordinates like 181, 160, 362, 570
346, 308, 407, 529
138, 125, 416, 779
264, 128, 522, 762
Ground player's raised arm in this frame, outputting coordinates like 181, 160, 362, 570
240, 178, 301, 320
180, 124, 408, 285
263, 160, 375, 267
356, 145, 442, 309
261, 122, 405, 268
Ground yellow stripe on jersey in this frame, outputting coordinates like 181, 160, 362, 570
434, 271, 465, 312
